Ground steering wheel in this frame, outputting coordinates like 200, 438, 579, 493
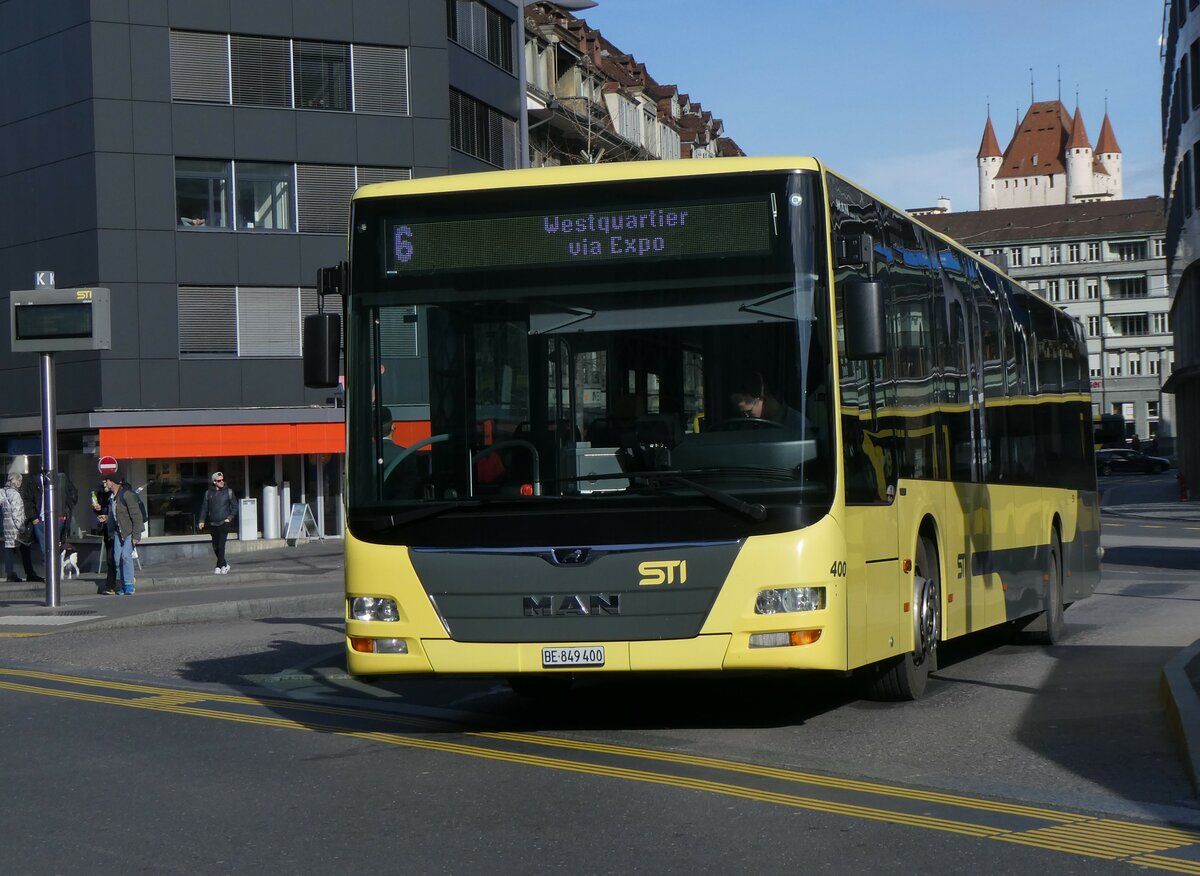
709, 417, 783, 431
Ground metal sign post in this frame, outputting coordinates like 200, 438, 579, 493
39, 353, 60, 607
8, 273, 111, 607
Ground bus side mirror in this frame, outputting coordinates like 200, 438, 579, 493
844, 280, 886, 360
304, 312, 341, 388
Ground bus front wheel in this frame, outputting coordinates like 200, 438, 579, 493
869, 538, 941, 701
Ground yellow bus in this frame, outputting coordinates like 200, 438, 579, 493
305, 157, 1101, 700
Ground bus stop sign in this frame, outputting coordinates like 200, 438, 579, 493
10, 287, 112, 353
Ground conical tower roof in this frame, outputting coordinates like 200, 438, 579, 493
977, 115, 1002, 159
1095, 111, 1121, 154
1066, 105, 1092, 150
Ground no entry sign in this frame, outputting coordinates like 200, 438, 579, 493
98, 456, 118, 476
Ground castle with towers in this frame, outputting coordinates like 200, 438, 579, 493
977, 101, 1122, 211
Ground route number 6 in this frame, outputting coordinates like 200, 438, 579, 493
394, 225, 414, 263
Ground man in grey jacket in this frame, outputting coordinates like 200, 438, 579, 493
198, 471, 237, 574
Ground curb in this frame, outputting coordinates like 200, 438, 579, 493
80, 593, 344, 630
1161, 639, 1200, 796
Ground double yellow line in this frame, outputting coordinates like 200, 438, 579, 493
3, 667, 1199, 870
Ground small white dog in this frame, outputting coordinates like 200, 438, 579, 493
60, 547, 79, 579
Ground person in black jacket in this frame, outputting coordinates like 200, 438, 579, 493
92, 481, 118, 595
198, 471, 237, 574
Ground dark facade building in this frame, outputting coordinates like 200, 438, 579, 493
0, 0, 521, 539
1163, 0, 1200, 496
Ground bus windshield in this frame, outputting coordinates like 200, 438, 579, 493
347, 171, 834, 544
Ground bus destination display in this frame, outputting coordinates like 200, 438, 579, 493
384, 199, 774, 274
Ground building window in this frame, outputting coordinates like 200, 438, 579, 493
1154, 312, 1171, 333
1154, 238, 1165, 257
1109, 276, 1148, 298
1117, 314, 1150, 336
1150, 358, 1161, 376
1046, 280, 1060, 301
296, 164, 412, 233
179, 286, 237, 355
230, 35, 291, 107
1067, 279, 1079, 300
1007, 247, 1023, 267
235, 162, 293, 230
175, 159, 231, 228
169, 31, 230, 103
169, 30, 409, 117
181, 285, 337, 357
1087, 241, 1101, 261
1085, 279, 1098, 299
1113, 241, 1147, 261
353, 44, 410, 115
1128, 355, 1142, 376
1047, 245, 1060, 264
1067, 243, 1081, 263
1108, 357, 1122, 377
448, 0, 515, 73
450, 88, 518, 168
294, 40, 351, 110
1186, 150, 1195, 217
1027, 248, 1042, 265
1087, 315, 1101, 337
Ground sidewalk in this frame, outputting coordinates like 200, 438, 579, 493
0, 539, 344, 633
1102, 500, 1200, 522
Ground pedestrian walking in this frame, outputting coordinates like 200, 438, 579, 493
92, 481, 118, 595
198, 471, 237, 574
102, 471, 143, 595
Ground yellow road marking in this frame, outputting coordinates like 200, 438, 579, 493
3, 667, 1200, 869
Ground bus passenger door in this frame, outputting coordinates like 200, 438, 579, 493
840, 371, 901, 669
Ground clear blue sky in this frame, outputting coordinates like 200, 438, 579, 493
577, 0, 1166, 213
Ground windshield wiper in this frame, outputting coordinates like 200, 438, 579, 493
561, 470, 767, 521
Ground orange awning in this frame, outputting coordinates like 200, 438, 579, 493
100, 423, 346, 458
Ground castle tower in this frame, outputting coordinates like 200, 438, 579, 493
977, 114, 1003, 211
1065, 104, 1093, 203
1095, 111, 1123, 200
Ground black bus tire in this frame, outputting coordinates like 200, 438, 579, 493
869, 537, 940, 701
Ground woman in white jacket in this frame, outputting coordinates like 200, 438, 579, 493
3, 473, 28, 582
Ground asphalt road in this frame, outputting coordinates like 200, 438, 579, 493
3, 473, 1200, 873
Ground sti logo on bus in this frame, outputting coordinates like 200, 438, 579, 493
638, 560, 688, 586
523, 594, 621, 617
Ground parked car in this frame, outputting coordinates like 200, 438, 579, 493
1096, 448, 1171, 476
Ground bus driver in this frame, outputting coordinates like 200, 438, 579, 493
730, 371, 802, 429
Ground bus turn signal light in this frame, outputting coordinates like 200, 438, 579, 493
748, 630, 821, 648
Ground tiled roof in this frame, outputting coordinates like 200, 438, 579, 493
1096, 112, 1121, 154
1066, 104, 1091, 150
919, 196, 1165, 245
977, 116, 1002, 159
996, 100, 1073, 179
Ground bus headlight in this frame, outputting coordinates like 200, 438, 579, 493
350, 596, 399, 622
755, 587, 825, 614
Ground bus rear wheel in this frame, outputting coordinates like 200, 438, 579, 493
869, 538, 941, 701
1026, 530, 1065, 645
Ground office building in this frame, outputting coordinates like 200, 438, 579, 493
0, 0, 522, 539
